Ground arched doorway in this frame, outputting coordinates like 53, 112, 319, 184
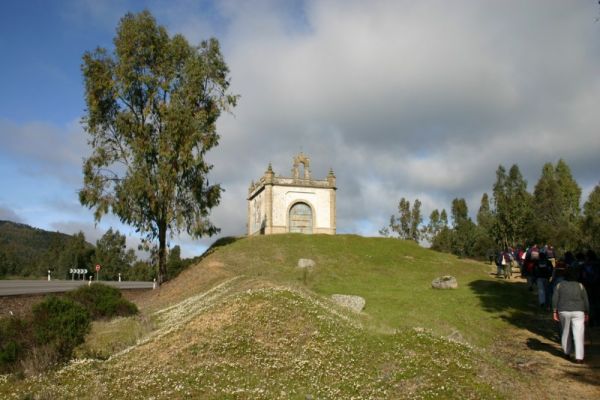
289, 202, 313, 233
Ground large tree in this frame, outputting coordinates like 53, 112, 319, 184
80, 11, 237, 284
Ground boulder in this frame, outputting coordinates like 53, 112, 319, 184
297, 258, 316, 268
431, 275, 458, 289
331, 294, 366, 313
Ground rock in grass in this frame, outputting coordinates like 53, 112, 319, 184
331, 294, 366, 313
297, 258, 316, 268
431, 275, 458, 289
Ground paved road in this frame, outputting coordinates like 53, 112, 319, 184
0, 280, 154, 296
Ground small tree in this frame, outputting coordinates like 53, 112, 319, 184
79, 11, 238, 284
387, 198, 422, 242
450, 198, 476, 257
93, 229, 136, 281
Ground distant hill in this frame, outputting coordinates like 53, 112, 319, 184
0, 220, 89, 278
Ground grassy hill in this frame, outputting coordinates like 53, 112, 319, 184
0, 234, 562, 399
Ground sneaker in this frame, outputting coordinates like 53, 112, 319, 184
575, 359, 584, 364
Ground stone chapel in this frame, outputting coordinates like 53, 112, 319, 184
247, 153, 337, 235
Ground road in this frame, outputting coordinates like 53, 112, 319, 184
0, 280, 154, 296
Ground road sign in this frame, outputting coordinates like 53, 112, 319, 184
95, 264, 101, 272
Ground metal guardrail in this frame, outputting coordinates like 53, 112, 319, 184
0, 280, 154, 296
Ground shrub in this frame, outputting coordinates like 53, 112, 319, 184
31, 296, 91, 361
67, 283, 138, 319
0, 316, 29, 372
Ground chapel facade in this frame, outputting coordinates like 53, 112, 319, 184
247, 153, 336, 235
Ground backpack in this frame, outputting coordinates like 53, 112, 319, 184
535, 260, 551, 278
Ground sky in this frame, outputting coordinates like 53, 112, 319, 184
1, 0, 600, 259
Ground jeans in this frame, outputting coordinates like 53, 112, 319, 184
559, 311, 585, 361
537, 277, 549, 306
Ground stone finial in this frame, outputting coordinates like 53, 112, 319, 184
327, 168, 336, 187
264, 162, 274, 183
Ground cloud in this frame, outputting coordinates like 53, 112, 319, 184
0, 206, 22, 223
5, 0, 600, 252
0, 118, 88, 184
194, 0, 600, 237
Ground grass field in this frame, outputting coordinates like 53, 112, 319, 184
0, 234, 586, 399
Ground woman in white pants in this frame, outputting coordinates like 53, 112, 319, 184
552, 268, 590, 363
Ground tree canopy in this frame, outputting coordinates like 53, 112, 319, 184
79, 11, 237, 284
383, 159, 598, 260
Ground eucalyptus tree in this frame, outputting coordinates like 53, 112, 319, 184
422, 209, 441, 243
474, 192, 496, 258
582, 184, 600, 250
79, 11, 238, 284
532, 160, 581, 250
492, 164, 532, 248
93, 229, 136, 281
450, 198, 476, 257
388, 198, 422, 242
431, 208, 452, 253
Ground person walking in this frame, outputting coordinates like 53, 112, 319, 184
534, 253, 553, 308
552, 268, 590, 363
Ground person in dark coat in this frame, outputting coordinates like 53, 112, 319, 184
534, 253, 553, 308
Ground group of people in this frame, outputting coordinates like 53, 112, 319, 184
494, 244, 599, 364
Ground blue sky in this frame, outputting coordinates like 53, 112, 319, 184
1, 0, 600, 259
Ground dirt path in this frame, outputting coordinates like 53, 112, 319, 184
493, 274, 600, 399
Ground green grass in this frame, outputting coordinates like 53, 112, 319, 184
74, 315, 155, 360
207, 234, 536, 346
0, 234, 546, 399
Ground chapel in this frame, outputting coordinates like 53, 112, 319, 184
247, 153, 336, 235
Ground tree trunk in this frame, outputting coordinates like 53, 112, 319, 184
158, 221, 167, 286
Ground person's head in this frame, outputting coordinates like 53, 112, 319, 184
564, 251, 575, 266
586, 249, 597, 262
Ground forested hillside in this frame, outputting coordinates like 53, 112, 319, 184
0, 220, 91, 278
0, 220, 191, 281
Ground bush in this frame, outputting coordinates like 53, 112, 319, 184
67, 283, 138, 319
0, 316, 29, 372
31, 296, 91, 361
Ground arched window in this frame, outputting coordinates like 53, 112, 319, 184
289, 202, 313, 233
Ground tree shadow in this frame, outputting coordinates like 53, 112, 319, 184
469, 279, 600, 387
469, 279, 557, 346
